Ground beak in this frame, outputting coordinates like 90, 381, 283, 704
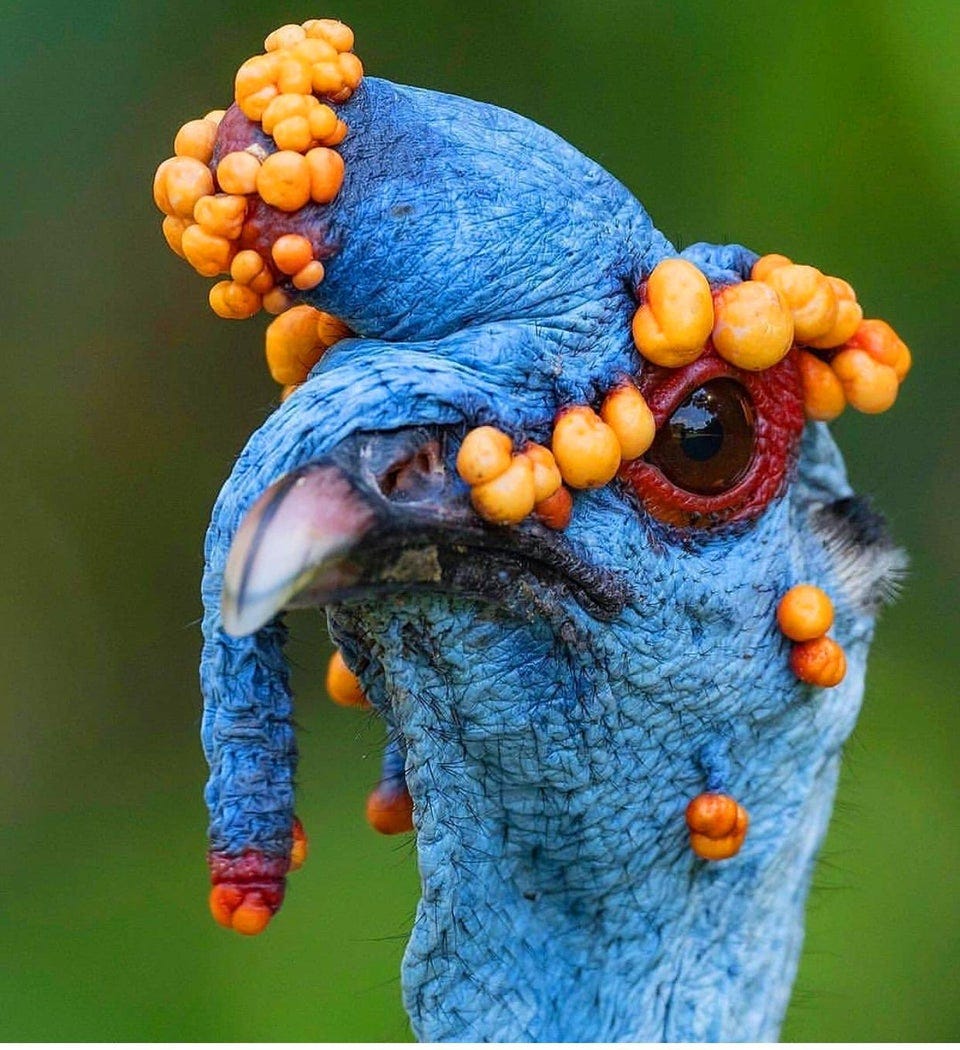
221, 425, 628, 638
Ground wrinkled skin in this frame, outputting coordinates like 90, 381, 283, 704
199, 78, 900, 1040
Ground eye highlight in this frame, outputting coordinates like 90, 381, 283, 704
621, 349, 805, 529
646, 378, 755, 495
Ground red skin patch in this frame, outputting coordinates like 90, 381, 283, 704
621, 347, 805, 529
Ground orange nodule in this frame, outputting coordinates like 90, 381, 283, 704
762, 263, 838, 344
154, 156, 215, 219
470, 454, 537, 525
174, 118, 219, 164
231, 248, 267, 286
750, 253, 792, 282
830, 347, 899, 414
265, 23, 307, 52
456, 426, 513, 486
308, 104, 339, 143
209, 886, 274, 936
209, 280, 261, 320
272, 115, 314, 153
790, 635, 847, 688
551, 406, 622, 490
712, 280, 794, 371
277, 57, 314, 96
304, 18, 355, 52
293, 260, 325, 290
686, 792, 749, 861
796, 349, 846, 421
204, 108, 227, 125
534, 485, 573, 530
265, 304, 324, 384
326, 649, 369, 708
631, 257, 713, 367
263, 287, 292, 315
193, 193, 247, 240
805, 276, 863, 350
311, 60, 345, 96
777, 584, 834, 642
522, 443, 563, 503
161, 215, 190, 258
262, 93, 312, 135
256, 151, 312, 212
180, 224, 234, 277
271, 233, 314, 275
600, 382, 655, 461
846, 318, 912, 381
366, 786, 414, 835
338, 52, 364, 90
305, 147, 345, 204
216, 150, 262, 196
290, 817, 308, 871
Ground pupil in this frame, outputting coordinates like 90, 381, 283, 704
644, 378, 755, 496
675, 399, 724, 461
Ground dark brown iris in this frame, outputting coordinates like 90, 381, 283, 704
645, 378, 755, 495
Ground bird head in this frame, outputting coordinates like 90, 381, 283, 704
156, 20, 910, 1041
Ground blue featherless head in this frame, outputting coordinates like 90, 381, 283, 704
154, 18, 910, 1041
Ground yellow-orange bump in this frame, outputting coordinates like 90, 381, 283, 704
470, 454, 537, 525
712, 281, 794, 371
308, 104, 339, 143
216, 150, 262, 195
631, 258, 713, 367
600, 382, 655, 461
522, 443, 563, 503
193, 193, 247, 240
154, 156, 215, 219
271, 233, 314, 275
204, 108, 227, 125
686, 792, 749, 861
161, 215, 190, 258
456, 426, 513, 486
209, 280, 261, 320
304, 18, 355, 52
290, 817, 308, 871
265, 23, 306, 52
293, 261, 325, 290
762, 263, 838, 344
366, 786, 414, 835
806, 276, 863, 350
796, 350, 846, 421
231, 249, 268, 286
750, 253, 792, 283
534, 485, 573, 530
174, 118, 218, 164
180, 224, 234, 276
790, 636, 847, 688
265, 304, 324, 384
551, 406, 622, 490
256, 150, 311, 212
262, 94, 312, 135
777, 584, 834, 642
325, 649, 370, 709
846, 319, 912, 381
305, 147, 345, 204
263, 287, 292, 315
831, 347, 899, 414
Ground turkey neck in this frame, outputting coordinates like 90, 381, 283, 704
334, 597, 841, 1042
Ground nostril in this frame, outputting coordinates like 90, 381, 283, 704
377, 441, 444, 501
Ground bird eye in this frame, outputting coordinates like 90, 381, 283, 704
644, 379, 755, 495
620, 350, 806, 529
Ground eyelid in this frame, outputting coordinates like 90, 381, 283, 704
639, 354, 740, 425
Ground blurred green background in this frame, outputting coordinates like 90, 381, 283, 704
1, 0, 957, 1040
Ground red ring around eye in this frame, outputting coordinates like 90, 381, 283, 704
621, 347, 805, 528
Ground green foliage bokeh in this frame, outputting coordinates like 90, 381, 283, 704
1, 0, 957, 1040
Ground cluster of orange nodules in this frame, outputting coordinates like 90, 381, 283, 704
265, 304, 353, 393
153, 19, 360, 387
631, 255, 911, 419
456, 382, 655, 529
777, 584, 847, 688
685, 792, 749, 861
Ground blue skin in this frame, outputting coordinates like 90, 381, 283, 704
200, 78, 883, 1039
